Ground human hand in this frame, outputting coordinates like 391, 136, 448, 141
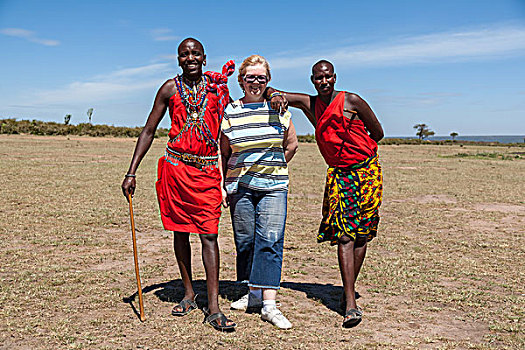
221, 187, 229, 208
122, 176, 136, 201
270, 94, 288, 114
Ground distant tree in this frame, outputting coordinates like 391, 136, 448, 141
87, 108, 94, 124
450, 132, 458, 141
413, 123, 435, 140
64, 114, 71, 125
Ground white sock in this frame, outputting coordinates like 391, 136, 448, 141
249, 289, 262, 299
263, 299, 276, 312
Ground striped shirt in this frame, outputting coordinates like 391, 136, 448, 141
222, 100, 291, 194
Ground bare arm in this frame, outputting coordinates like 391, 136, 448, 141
346, 93, 384, 142
283, 120, 298, 163
121, 79, 174, 198
219, 132, 232, 207
265, 87, 316, 127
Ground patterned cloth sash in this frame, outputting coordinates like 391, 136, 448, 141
338, 152, 376, 171
165, 146, 219, 170
317, 154, 382, 244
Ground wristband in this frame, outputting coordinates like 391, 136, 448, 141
125, 174, 136, 178
269, 91, 283, 99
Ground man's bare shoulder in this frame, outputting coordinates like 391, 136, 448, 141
157, 78, 177, 99
344, 92, 366, 109
345, 92, 363, 103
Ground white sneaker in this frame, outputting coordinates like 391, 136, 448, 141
230, 293, 262, 310
261, 307, 292, 329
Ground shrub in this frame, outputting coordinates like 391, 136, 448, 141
0, 118, 172, 138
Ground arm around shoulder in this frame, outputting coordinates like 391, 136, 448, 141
266, 86, 315, 125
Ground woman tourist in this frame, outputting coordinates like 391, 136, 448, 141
221, 55, 298, 329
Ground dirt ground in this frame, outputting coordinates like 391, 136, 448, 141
0, 135, 523, 349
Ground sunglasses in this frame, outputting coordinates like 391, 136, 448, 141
243, 74, 268, 84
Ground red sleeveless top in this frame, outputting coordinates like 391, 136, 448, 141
155, 64, 234, 234
166, 89, 221, 157
314, 92, 377, 167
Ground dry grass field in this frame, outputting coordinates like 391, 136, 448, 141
0, 135, 523, 349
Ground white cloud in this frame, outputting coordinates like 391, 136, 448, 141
94, 63, 172, 79
155, 36, 180, 41
269, 26, 525, 70
20, 62, 174, 107
0, 27, 60, 46
151, 28, 171, 35
157, 54, 178, 61
33, 80, 160, 106
151, 28, 179, 41
13, 24, 525, 116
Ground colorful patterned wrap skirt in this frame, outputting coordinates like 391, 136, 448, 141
317, 155, 382, 245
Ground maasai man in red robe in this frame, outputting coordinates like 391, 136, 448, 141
265, 60, 384, 328
122, 38, 236, 331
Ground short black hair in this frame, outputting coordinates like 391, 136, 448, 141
178, 37, 205, 54
312, 60, 334, 74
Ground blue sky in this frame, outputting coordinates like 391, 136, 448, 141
1, 0, 524, 136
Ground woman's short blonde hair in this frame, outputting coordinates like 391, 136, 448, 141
238, 55, 271, 91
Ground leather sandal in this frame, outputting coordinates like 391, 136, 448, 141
203, 307, 236, 331
342, 307, 362, 328
171, 294, 198, 316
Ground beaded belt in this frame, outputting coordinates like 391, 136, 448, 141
165, 146, 218, 169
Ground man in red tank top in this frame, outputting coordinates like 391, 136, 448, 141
265, 60, 384, 328
121, 38, 235, 331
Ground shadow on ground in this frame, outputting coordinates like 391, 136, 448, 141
124, 280, 357, 319
123, 279, 247, 319
281, 282, 357, 316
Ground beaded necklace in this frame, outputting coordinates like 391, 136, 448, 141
176, 75, 208, 117
170, 75, 218, 149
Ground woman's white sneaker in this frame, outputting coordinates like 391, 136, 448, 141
230, 293, 263, 311
261, 307, 292, 329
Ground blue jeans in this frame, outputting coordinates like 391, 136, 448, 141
229, 186, 287, 289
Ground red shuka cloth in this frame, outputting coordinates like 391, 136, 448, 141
156, 88, 223, 234
314, 92, 377, 167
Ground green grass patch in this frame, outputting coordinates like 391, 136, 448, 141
0, 118, 169, 138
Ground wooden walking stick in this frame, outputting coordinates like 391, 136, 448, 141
128, 193, 146, 321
